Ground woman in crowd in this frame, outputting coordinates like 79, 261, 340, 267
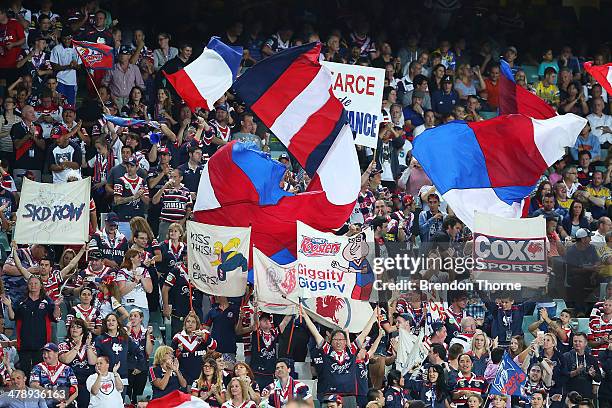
528, 308, 573, 353
87, 356, 124, 408
468, 331, 492, 376
383, 369, 408, 408
127, 308, 153, 406
121, 86, 149, 120
158, 222, 186, 280
154, 88, 177, 126
116, 248, 153, 326
489, 394, 508, 408
223, 378, 257, 408
96, 276, 129, 322
562, 200, 590, 237
0, 97, 19, 167
454, 64, 484, 100
95, 313, 144, 387
153, 32, 178, 71
233, 362, 261, 404
429, 64, 446, 92
405, 364, 449, 408
150, 345, 187, 400
528, 181, 553, 215
559, 81, 589, 116
86, 138, 115, 213
192, 356, 227, 407
58, 318, 97, 408
172, 311, 217, 385
509, 335, 526, 359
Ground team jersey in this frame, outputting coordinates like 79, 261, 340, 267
384, 386, 410, 408
261, 378, 311, 408
239, 302, 255, 356
74, 265, 114, 287
113, 174, 149, 220
89, 229, 128, 266
222, 400, 257, 408
450, 372, 488, 408
164, 264, 204, 320
315, 340, 360, 396
95, 293, 124, 320
159, 184, 192, 222
58, 340, 96, 383
191, 379, 226, 408
588, 312, 612, 358
66, 304, 102, 330
29, 362, 78, 390
172, 329, 217, 383
251, 327, 281, 389
3, 247, 38, 301
94, 333, 143, 380
13, 296, 57, 351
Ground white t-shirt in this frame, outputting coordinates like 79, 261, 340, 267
86, 372, 123, 408
586, 113, 612, 145
380, 141, 394, 182
50, 44, 80, 86
115, 267, 149, 309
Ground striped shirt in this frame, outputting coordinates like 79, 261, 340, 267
159, 184, 192, 222
451, 372, 488, 408
41, 270, 62, 302
588, 312, 612, 357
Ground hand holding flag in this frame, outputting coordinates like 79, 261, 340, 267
72, 40, 114, 70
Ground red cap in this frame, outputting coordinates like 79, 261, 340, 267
402, 194, 414, 205
51, 125, 69, 139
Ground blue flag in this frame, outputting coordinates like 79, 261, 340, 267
103, 114, 147, 127
491, 352, 527, 396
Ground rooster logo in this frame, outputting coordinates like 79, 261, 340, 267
526, 241, 544, 260
316, 296, 346, 324
266, 265, 297, 295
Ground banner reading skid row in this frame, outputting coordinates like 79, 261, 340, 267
323, 61, 385, 148
186, 221, 250, 297
15, 177, 90, 244
297, 221, 375, 301
472, 213, 547, 288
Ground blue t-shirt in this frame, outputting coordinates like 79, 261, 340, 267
204, 302, 240, 354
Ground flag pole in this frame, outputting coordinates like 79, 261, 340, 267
72, 41, 105, 105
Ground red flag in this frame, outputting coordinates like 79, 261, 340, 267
584, 61, 612, 96
499, 60, 556, 119
72, 40, 114, 70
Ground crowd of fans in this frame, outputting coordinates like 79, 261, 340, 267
1, 0, 612, 408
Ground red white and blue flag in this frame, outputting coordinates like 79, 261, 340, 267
584, 61, 612, 96
192, 42, 360, 265
72, 40, 114, 70
491, 352, 527, 397
412, 113, 587, 230
499, 60, 556, 119
164, 37, 242, 111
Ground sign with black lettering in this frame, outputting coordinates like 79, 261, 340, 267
323, 61, 385, 148
186, 221, 250, 296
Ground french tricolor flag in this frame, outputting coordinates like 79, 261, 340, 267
193, 42, 360, 265
584, 61, 612, 96
413, 113, 587, 230
147, 391, 208, 408
164, 37, 242, 111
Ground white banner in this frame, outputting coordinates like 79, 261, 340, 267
323, 61, 385, 148
253, 247, 299, 314
186, 221, 250, 297
297, 221, 375, 301
472, 213, 548, 288
15, 177, 90, 244
300, 296, 373, 333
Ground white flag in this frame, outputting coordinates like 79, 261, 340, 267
186, 221, 250, 297
253, 247, 299, 314
15, 177, 90, 244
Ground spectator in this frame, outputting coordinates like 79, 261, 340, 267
29, 342, 79, 407
150, 345, 188, 400
431, 75, 459, 117
126, 308, 153, 405
375, 122, 404, 191
450, 353, 488, 408
535, 67, 560, 108
152, 168, 192, 241
482, 64, 501, 110
96, 276, 129, 322
538, 49, 559, 78
115, 248, 153, 326
65, 285, 102, 333
562, 332, 601, 400
191, 356, 227, 407
260, 358, 312, 408
592, 217, 612, 244
0, 7, 26, 86
3, 275, 61, 377
178, 144, 204, 193
224, 377, 257, 408
562, 201, 590, 237
153, 32, 178, 72
86, 356, 124, 408
204, 296, 240, 360
11, 104, 45, 184
47, 124, 83, 183
102, 47, 145, 110
113, 156, 150, 236
0, 97, 19, 170
559, 81, 589, 116
49, 29, 80, 105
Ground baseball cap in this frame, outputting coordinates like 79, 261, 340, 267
323, 395, 343, 405
60, 28, 73, 38
369, 168, 383, 178
575, 228, 594, 239
216, 105, 228, 112
63, 104, 76, 112
51, 125, 69, 139
413, 90, 425, 99
403, 194, 414, 205
126, 156, 138, 166
158, 146, 171, 155
278, 153, 290, 161
441, 75, 453, 84
42, 343, 59, 352
105, 212, 119, 224
89, 249, 104, 259
119, 46, 132, 55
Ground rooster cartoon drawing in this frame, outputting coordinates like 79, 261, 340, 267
210, 238, 248, 281
330, 232, 374, 301
526, 241, 544, 259
316, 296, 346, 324
266, 265, 297, 296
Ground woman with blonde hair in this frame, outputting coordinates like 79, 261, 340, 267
454, 63, 485, 100
222, 377, 256, 408
116, 248, 153, 326
192, 356, 226, 407
96, 276, 129, 322
468, 331, 492, 376
150, 345, 187, 400
233, 362, 261, 404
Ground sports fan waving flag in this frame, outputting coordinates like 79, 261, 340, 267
192, 42, 360, 265
72, 40, 114, 70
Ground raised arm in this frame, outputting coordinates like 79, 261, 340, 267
356, 306, 380, 346
301, 308, 325, 346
